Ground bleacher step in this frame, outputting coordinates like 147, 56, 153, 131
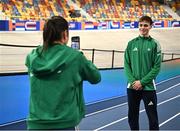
163, 5, 180, 20
67, 0, 96, 22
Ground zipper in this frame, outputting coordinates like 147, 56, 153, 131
140, 37, 145, 79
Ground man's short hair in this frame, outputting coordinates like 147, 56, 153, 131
139, 16, 153, 25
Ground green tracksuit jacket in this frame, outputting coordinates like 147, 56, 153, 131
25, 44, 101, 129
124, 36, 161, 90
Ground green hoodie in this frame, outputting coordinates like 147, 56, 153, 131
25, 44, 101, 129
124, 36, 161, 90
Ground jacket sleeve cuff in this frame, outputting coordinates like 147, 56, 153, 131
140, 80, 145, 86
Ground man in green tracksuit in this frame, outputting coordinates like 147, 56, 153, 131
25, 16, 101, 130
124, 16, 161, 130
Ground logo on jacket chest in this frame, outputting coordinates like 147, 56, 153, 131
147, 48, 151, 51
133, 47, 138, 51
132, 47, 151, 52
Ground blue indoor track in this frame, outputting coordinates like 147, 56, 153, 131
0, 59, 180, 130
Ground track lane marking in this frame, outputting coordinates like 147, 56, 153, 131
159, 112, 180, 127
93, 95, 180, 131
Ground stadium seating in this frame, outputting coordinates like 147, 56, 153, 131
166, 0, 180, 16
0, 0, 177, 21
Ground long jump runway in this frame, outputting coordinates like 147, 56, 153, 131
79, 75, 180, 130
0, 75, 179, 130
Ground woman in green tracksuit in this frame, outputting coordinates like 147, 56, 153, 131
25, 16, 101, 130
124, 16, 161, 130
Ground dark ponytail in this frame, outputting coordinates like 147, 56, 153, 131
42, 16, 69, 51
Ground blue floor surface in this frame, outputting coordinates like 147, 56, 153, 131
0, 59, 180, 127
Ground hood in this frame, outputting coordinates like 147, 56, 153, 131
26, 44, 79, 76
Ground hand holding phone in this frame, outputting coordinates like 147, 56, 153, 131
71, 36, 80, 50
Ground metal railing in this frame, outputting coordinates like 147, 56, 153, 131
0, 43, 180, 74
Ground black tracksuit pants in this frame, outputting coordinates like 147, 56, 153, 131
127, 88, 159, 130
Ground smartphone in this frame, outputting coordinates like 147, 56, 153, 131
71, 36, 80, 50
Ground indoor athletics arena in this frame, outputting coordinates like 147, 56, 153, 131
0, 0, 180, 130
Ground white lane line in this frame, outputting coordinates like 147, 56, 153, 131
0, 119, 25, 127
157, 95, 180, 106
156, 75, 180, 86
86, 96, 125, 106
86, 103, 127, 117
157, 82, 180, 95
93, 95, 180, 131
159, 112, 180, 127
